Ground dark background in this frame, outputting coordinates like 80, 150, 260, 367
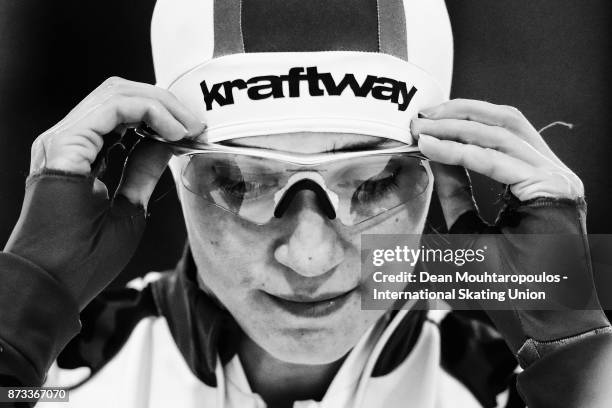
1, 1, 611, 286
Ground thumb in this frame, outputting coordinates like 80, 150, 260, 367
429, 161, 478, 230
116, 138, 173, 210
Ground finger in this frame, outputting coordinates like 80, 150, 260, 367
68, 95, 190, 142
48, 78, 205, 138
411, 117, 556, 168
419, 99, 566, 167
512, 170, 584, 199
37, 95, 189, 176
419, 99, 530, 132
40, 129, 106, 174
429, 162, 478, 229
116, 138, 173, 209
99, 78, 204, 137
418, 134, 535, 185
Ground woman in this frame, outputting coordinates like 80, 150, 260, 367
1, 0, 610, 407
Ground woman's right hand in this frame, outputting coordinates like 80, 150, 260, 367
4, 77, 204, 309
30, 76, 204, 206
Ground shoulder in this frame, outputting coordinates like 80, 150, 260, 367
48, 273, 164, 386
371, 309, 520, 408
46, 315, 219, 407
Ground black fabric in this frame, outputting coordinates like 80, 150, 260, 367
440, 312, 518, 408
371, 308, 426, 377
57, 286, 159, 383
149, 249, 242, 387
242, 0, 379, 53
0, 253, 81, 387
444, 196, 612, 407
4, 170, 146, 310
447, 197, 610, 356
503, 375, 526, 408
516, 332, 612, 407
55, 247, 242, 388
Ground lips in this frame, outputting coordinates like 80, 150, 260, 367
265, 288, 357, 318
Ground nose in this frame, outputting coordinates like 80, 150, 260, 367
274, 191, 345, 278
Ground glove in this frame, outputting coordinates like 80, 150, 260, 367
412, 99, 612, 406
0, 77, 203, 388
4, 76, 204, 309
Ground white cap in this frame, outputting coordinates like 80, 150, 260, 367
150, 0, 453, 145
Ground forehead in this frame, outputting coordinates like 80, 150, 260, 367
223, 132, 403, 154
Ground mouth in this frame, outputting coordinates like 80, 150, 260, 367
265, 288, 358, 318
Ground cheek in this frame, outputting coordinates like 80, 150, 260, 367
345, 191, 431, 244
180, 193, 276, 292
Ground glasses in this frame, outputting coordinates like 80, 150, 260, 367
172, 145, 431, 227
136, 126, 431, 226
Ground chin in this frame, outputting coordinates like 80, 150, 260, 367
240, 298, 385, 365
265, 330, 357, 365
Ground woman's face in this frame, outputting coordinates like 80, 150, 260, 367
172, 133, 432, 364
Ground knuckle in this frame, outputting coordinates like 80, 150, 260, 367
565, 171, 585, 195
502, 105, 520, 114
153, 86, 181, 106
40, 131, 58, 147
145, 99, 165, 117
480, 147, 498, 172
455, 146, 468, 166
31, 136, 43, 151
102, 94, 126, 118
444, 98, 464, 111
103, 76, 126, 88
482, 146, 496, 155
153, 84, 172, 97
105, 94, 130, 113
107, 92, 127, 104
501, 105, 525, 124
451, 98, 468, 104
30, 136, 47, 159
497, 129, 518, 149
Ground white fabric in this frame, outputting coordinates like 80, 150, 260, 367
150, 0, 214, 89
404, 0, 454, 99
150, 0, 453, 143
150, 0, 454, 96
46, 310, 482, 408
164, 52, 444, 144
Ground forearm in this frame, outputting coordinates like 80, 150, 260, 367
517, 330, 612, 408
0, 252, 80, 387
449, 197, 612, 406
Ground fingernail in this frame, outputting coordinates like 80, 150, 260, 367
420, 106, 437, 117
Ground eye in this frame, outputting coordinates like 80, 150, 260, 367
352, 169, 400, 204
212, 165, 277, 200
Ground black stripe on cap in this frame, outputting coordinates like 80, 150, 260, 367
242, 0, 378, 53
378, 0, 408, 60
213, 0, 245, 57
213, 0, 408, 60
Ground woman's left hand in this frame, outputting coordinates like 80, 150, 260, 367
410, 99, 583, 226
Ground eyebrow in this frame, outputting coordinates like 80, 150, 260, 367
223, 138, 399, 153
328, 138, 405, 152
